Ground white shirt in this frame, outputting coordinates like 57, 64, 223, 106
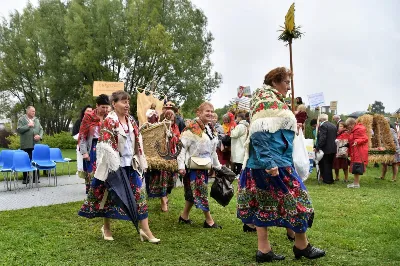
120, 123, 134, 167
93, 126, 100, 139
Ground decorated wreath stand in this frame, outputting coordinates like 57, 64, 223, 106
357, 114, 396, 164
140, 121, 181, 172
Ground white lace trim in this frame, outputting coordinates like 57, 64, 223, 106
95, 142, 120, 181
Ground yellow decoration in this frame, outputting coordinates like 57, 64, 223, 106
285, 3, 295, 33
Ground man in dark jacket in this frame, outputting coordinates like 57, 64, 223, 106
316, 114, 337, 184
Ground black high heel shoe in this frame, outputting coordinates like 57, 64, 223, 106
293, 243, 326, 259
243, 224, 256, 232
256, 250, 285, 263
178, 216, 192, 224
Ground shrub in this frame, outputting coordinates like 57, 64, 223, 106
42, 131, 76, 149
0, 129, 12, 148
6, 134, 20, 149
6, 131, 76, 150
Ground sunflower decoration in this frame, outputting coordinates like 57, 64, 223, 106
278, 3, 305, 112
278, 3, 305, 45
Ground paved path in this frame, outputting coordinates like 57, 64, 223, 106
0, 174, 187, 212
0, 174, 87, 211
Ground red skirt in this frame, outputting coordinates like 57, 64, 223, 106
217, 149, 230, 165
333, 157, 349, 170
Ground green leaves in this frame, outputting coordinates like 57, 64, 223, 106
0, 0, 221, 133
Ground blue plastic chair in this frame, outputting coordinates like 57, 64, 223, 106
12, 151, 38, 189
50, 148, 72, 177
0, 150, 15, 191
32, 144, 57, 186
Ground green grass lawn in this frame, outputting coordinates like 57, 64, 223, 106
0, 166, 399, 265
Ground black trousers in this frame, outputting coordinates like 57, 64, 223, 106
319, 153, 335, 184
22, 148, 40, 181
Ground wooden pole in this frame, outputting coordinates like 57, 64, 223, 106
289, 41, 295, 112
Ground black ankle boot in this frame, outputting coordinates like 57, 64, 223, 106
293, 243, 325, 259
256, 250, 285, 263
243, 224, 256, 232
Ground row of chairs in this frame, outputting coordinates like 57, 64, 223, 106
0, 145, 71, 191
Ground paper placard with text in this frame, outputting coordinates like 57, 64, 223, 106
93, 81, 124, 96
307, 92, 325, 108
330, 101, 338, 111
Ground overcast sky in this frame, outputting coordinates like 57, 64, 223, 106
1, 0, 399, 115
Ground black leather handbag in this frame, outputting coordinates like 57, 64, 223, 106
351, 162, 365, 175
210, 166, 236, 207
351, 146, 365, 175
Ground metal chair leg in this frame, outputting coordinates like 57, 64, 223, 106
14, 172, 19, 191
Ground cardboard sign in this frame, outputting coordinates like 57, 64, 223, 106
237, 86, 251, 98
93, 81, 124, 96
330, 101, 338, 111
307, 92, 325, 108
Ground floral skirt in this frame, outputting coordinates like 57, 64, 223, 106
183, 170, 209, 212
145, 170, 178, 198
78, 166, 148, 221
82, 139, 98, 194
237, 167, 314, 233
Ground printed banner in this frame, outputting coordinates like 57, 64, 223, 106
93, 81, 124, 96
237, 86, 251, 98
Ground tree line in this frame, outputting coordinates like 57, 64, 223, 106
0, 0, 221, 134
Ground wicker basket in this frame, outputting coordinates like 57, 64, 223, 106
140, 122, 179, 171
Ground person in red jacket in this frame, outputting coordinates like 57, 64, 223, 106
333, 121, 350, 182
346, 118, 369, 188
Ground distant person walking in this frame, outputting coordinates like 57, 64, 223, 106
17, 106, 43, 184
315, 114, 337, 184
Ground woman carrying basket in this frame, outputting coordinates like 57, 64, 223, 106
145, 109, 181, 212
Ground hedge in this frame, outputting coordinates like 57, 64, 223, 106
6, 131, 76, 150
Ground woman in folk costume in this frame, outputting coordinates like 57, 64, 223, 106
237, 67, 325, 263
145, 109, 180, 212
218, 113, 236, 167
177, 102, 223, 229
79, 95, 110, 194
72, 105, 92, 177
222, 112, 237, 136
79, 91, 160, 243
146, 103, 159, 124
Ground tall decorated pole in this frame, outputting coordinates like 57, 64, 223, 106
278, 3, 304, 112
